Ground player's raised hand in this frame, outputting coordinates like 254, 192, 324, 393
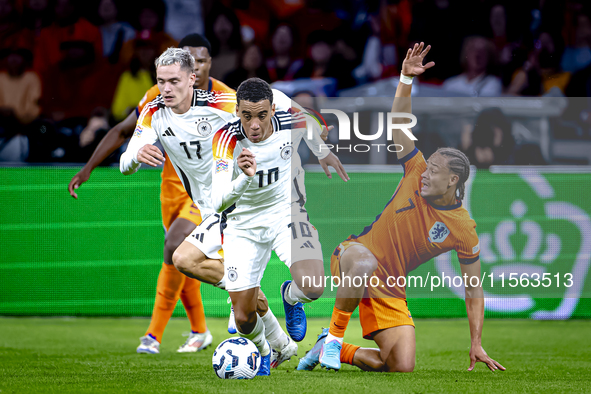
401, 42, 435, 77
237, 148, 257, 177
68, 169, 91, 199
137, 145, 164, 167
468, 345, 505, 372
319, 151, 349, 182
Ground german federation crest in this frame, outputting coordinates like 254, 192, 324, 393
280, 142, 293, 160
197, 120, 213, 137
429, 221, 450, 243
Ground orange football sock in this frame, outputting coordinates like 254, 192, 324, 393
328, 307, 353, 338
340, 342, 360, 365
180, 277, 207, 333
146, 263, 185, 342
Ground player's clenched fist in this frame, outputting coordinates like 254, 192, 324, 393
237, 148, 256, 177
137, 145, 165, 167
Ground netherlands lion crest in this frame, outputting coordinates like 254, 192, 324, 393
428, 221, 450, 243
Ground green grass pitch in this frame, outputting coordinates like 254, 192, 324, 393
1, 317, 590, 393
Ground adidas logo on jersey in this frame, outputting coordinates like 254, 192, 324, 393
300, 241, 315, 249
162, 127, 175, 137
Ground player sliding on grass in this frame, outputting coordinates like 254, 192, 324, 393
298, 42, 505, 373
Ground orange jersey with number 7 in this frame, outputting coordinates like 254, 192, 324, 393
334, 148, 481, 299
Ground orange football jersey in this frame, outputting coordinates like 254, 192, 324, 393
135, 78, 236, 203
348, 148, 480, 293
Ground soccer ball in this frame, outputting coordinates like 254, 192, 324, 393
212, 337, 261, 379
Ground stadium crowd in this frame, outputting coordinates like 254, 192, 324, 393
0, 0, 590, 163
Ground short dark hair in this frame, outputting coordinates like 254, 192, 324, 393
236, 78, 273, 106
178, 33, 212, 56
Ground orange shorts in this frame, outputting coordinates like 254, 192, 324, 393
161, 195, 202, 232
331, 240, 415, 339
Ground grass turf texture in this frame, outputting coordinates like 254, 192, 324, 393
1, 318, 590, 393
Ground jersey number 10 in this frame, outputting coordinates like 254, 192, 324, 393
256, 167, 279, 187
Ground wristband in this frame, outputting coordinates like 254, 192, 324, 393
400, 74, 414, 85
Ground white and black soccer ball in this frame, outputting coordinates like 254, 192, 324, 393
212, 337, 261, 379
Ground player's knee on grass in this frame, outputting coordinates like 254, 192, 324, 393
384, 351, 415, 373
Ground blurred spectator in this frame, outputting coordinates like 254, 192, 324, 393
462, 107, 545, 168
33, 0, 103, 74
265, 24, 303, 82
561, 11, 591, 73
119, 2, 177, 66
408, 0, 463, 83
163, 0, 204, 41
0, 48, 40, 161
294, 30, 356, 89
353, 13, 397, 84
0, 0, 33, 52
462, 108, 515, 168
73, 107, 112, 162
41, 41, 112, 123
206, 6, 242, 82
96, 0, 135, 63
21, 0, 52, 37
224, 44, 270, 90
443, 36, 503, 96
507, 32, 571, 96
111, 40, 156, 122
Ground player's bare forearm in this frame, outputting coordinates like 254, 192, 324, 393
69, 112, 138, 198
461, 259, 484, 346
465, 297, 484, 347
391, 82, 415, 159
84, 111, 137, 172
391, 42, 435, 159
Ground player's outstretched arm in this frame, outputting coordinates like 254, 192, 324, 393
392, 42, 435, 160
461, 260, 506, 372
68, 111, 137, 198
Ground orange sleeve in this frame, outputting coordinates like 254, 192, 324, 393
455, 219, 480, 265
207, 90, 237, 115
136, 85, 160, 116
210, 78, 236, 94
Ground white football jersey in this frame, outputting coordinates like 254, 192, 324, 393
211, 109, 308, 239
120, 89, 236, 216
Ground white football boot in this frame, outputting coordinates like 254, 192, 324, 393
177, 330, 213, 353
271, 337, 298, 368
137, 335, 160, 354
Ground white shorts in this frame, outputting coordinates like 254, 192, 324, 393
184, 213, 225, 260
224, 211, 323, 292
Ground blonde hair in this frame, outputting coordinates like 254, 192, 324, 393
154, 47, 195, 73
